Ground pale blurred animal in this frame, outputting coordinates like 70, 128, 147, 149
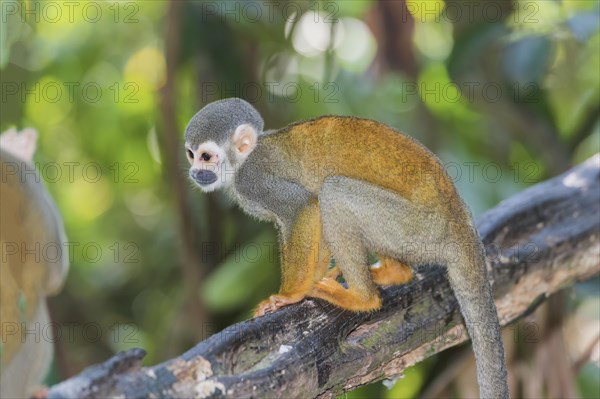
0, 128, 69, 398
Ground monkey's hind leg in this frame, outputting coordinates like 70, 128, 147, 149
310, 179, 382, 312
370, 256, 413, 286
311, 176, 447, 311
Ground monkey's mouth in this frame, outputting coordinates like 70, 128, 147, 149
190, 169, 218, 185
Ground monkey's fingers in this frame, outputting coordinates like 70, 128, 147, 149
253, 293, 305, 317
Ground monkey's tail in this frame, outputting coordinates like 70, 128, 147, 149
446, 228, 509, 399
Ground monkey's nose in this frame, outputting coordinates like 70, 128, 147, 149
190, 169, 218, 185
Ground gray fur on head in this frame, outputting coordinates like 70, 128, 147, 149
185, 98, 264, 147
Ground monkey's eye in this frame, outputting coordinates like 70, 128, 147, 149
201, 152, 211, 161
186, 149, 194, 159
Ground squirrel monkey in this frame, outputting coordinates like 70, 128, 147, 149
0, 128, 69, 398
185, 98, 508, 398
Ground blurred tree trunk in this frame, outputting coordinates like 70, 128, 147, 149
368, 0, 439, 148
371, 0, 418, 78
159, 0, 209, 356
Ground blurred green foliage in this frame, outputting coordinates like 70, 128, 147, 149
1, 0, 598, 397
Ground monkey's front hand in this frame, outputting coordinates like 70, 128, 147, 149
253, 294, 305, 317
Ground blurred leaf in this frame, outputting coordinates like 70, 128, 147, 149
418, 63, 478, 122
336, 0, 373, 18
568, 10, 600, 42
574, 125, 600, 164
577, 363, 600, 399
338, 382, 383, 399
386, 365, 426, 399
503, 35, 552, 85
0, 0, 32, 69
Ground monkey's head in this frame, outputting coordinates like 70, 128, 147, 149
184, 98, 264, 192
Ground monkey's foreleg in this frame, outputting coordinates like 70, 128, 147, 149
254, 200, 324, 317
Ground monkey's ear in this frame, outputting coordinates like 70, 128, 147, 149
232, 124, 257, 159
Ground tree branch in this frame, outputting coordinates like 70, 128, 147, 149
48, 155, 600, 399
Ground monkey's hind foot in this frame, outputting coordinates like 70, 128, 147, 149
253, 293, 305, 317
370, 257, 413, 286
310, 277, 381, 312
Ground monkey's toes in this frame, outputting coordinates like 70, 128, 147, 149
253, 294, 305, 317
253, 300, 277, 317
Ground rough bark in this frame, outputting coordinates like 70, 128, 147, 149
48, 155, 600, 399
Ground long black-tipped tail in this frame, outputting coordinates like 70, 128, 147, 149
447, 239, 509, 399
